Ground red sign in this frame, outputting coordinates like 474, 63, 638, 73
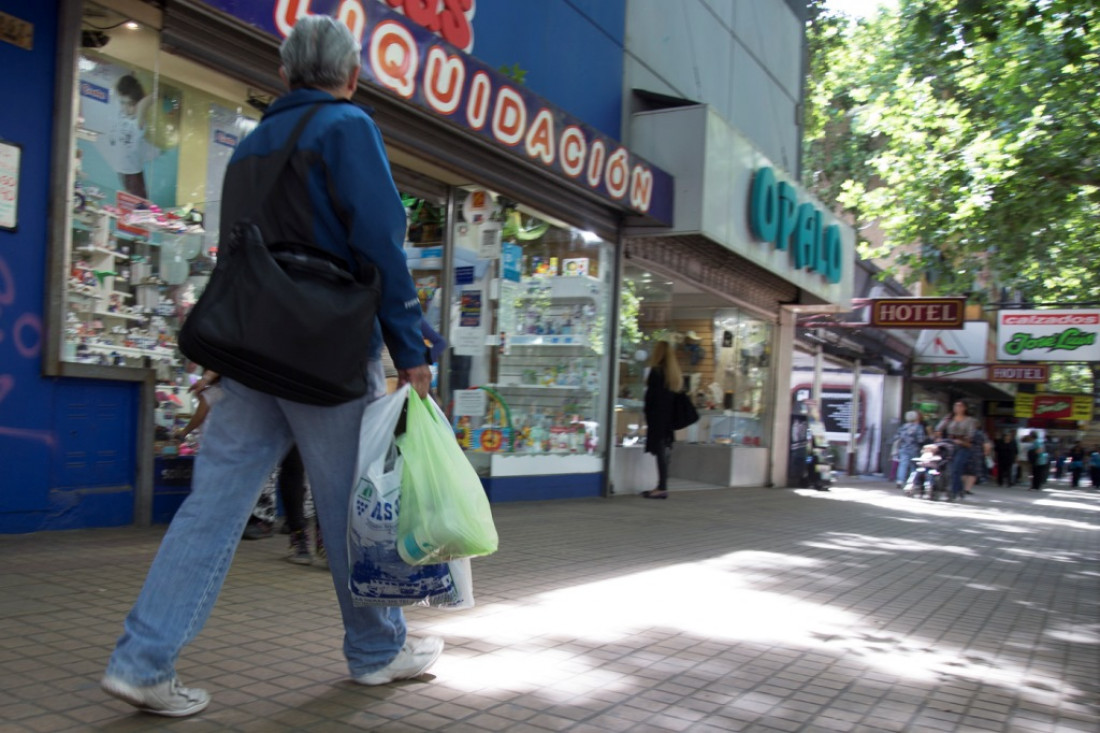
870, 297, 966, 329
990, 365, 1049, 383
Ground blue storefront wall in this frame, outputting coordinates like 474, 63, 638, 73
0, 0, 138, 533
469, 0, 626, 139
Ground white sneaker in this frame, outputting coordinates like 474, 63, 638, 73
101, 675, 210, 717
353, 637, 444, 686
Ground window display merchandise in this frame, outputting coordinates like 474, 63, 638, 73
447, 191, 613, 476
62, 5, 259, 454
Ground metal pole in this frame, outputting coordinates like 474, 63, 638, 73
849, 358, 861, 476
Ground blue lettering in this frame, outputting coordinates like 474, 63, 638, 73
749, 167, 778, 242
776, 182, 798, 252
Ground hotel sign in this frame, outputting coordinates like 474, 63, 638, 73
989, 365, 1049, 383
201, 0, 674, 224
869, 297, 965, 329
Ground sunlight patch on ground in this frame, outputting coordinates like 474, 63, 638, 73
804, 533, 977, 556
1035, 499, 1100, 512
423, 552, 1084, 705
1045, 623, 1100, 645
795, 486, 1100, 531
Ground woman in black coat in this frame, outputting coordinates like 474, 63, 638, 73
642, 340, 682, 499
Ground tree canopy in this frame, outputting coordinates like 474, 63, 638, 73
804, 0, 1100, 306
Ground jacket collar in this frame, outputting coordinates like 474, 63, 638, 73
264, 88, 344, 119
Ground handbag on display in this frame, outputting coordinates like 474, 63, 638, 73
670, 391, 700, 431
179, 103, 381, 406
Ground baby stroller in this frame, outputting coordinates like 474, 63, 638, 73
904, 441, 954, 500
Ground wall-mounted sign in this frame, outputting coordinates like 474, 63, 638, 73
1014, 393, 1093, 422
913, 322, 991, 381
0, 10, 33, 50
203, 0, 673, 224
749, 166, 842, 284
870, 297, 966, 329
0, 139, 21, 231
996, 309, 1100, 362
990, 365, 1049, 383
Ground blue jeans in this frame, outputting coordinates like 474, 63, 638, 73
950, 445, 972, 498
896, 446, 918, 484
106, 361, 405, 685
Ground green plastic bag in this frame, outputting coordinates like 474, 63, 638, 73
396, 394, 499, 565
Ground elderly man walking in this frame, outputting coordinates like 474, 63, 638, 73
100, 16, 439, 717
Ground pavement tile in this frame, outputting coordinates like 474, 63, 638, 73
0, 480, 1097, 732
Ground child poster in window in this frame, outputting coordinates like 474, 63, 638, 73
562, 258, 588, 277
77, 55, 180, 207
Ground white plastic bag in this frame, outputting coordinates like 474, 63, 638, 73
347, 386, 460, 607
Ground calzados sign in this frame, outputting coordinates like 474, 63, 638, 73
996, 309, 1100, 362
205, 0, 672, 223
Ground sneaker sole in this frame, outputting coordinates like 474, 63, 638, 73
355, 643, 444, 686
286, 555, 312, 565
101, 678, 210, 717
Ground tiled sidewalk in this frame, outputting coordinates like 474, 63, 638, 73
1, 478, 1097, 732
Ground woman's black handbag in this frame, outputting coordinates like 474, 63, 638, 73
178, 103, 381, 406
670, 391, 700, 431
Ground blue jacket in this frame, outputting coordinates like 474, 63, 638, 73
225, 89, 425, 369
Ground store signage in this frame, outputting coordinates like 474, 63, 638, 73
990, 365, 1049, 383
869, 297, 965, 329
203, 0, 673, 224
748, 167, 842, 284
996, 309, 1100, 362
1014, 393, 1093, 422
912, 321, 990, 381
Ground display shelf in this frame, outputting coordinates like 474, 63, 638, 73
490, 383, 590, 391
91, 309, 146, 322
82, 342, 176, 359
508, 334, 592, 347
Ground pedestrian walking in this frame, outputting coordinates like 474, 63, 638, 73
101, 16, 437, 717
994, 430, 1018, 486
893, 411, 928, 489
934, 400, 978, 501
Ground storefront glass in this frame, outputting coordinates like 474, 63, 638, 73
64, 3, 259, 439
615, 267, 773, 449
447, 189, 614, 476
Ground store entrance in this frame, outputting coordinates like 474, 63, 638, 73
612, 265, 775, 494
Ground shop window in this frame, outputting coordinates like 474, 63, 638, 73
710, 310, 772, 447
63, 2, 260, 447
446, 189, 613, 474
615, 267, 773, 449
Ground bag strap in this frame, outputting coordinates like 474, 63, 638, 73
249, 102, 329, 216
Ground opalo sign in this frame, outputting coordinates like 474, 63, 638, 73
748, 167, 843, 284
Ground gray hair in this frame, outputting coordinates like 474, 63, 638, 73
905, 410, 919, 422
280, 15, 361, 90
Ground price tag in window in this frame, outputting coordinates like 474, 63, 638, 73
0, 139, 20, 231
478, 221, 502, 259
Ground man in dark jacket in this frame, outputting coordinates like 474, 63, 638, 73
102, 17, 436, 717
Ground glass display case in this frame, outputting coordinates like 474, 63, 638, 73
60, 4, 261, 454
446, 190, 613, 480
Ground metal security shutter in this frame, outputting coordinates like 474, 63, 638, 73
161, 0, 624, 239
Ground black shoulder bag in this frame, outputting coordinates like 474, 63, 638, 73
671, 392, 700, 431
178, 104, 382, 406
